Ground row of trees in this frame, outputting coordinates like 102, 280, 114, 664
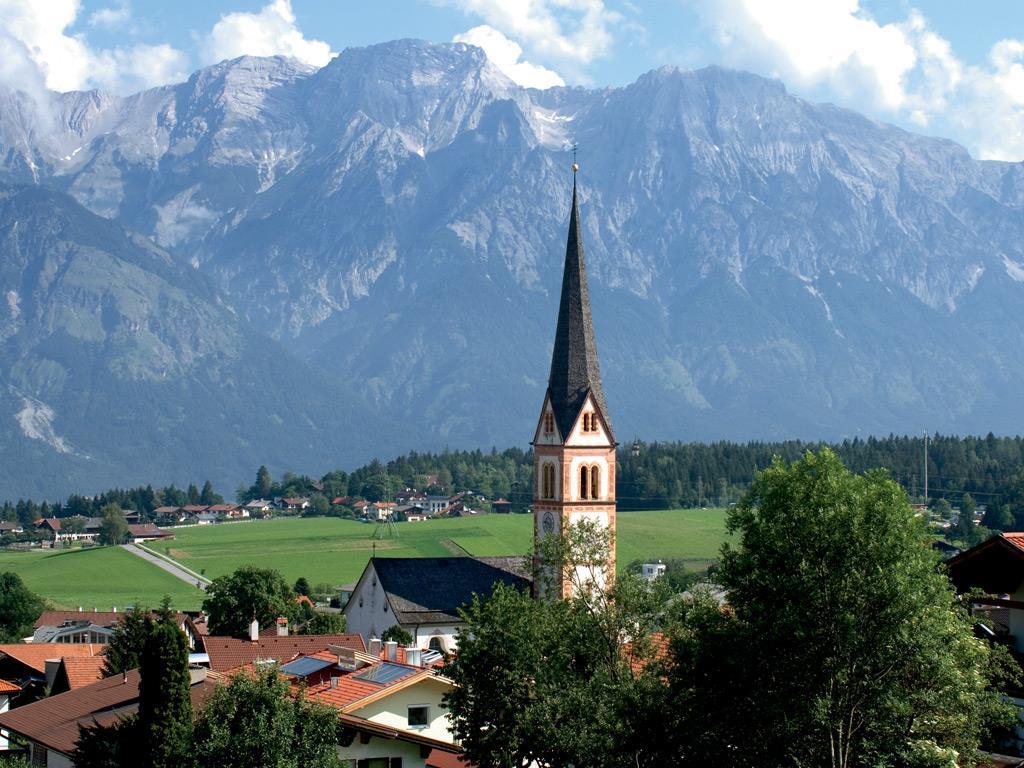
0, 482, 223, 528
12, 432, 1024, 529
446, 450, 1020, 768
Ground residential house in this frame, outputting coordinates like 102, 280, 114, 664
280, 497, 311, 512
425, 496, 451, 516
373, 502, 397, 521
0, 522, 24, 535
195, 512, 219, 525
0, 667, 217, 767
34, 517, 101, 544
207, 504, 247, 519
277, 644, 460, 768
244, 498, 273, 515
353, 500, 370, 516
344, 556, 531, 653
0, 678, 16, 750
0, 644, 103, 706
396, 490, 427, 506
126, 523, 174, 544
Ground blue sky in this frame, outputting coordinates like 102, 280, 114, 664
5, 1, 1024, 160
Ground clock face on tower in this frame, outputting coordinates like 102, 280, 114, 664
542, 512, 555, 536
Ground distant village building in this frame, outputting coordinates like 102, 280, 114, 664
640, 562, 667, 581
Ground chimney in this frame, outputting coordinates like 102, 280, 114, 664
112, 606, 117, 613
276, 617, 288, 637
249, 619, 259, 642
330, 676, 340, 689
405, 646, 422, 667
368, 637, 382, 656
384, 640, 398, 662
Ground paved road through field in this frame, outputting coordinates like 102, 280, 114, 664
121, 544, 211, 591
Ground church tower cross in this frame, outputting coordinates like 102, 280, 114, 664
531, 160, 617, 599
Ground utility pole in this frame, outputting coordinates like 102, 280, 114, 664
925, 434, 933, 505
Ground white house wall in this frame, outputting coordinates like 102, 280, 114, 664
337, 736, 431, 768
353, 677, 453, 743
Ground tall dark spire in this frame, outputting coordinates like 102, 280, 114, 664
547, 172, 614, 441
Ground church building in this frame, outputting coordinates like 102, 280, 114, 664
532, 167, 617, 599
344, 167, 615, 645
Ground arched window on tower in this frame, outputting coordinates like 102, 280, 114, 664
591, 465, 600, 500
542, 463, 555, 499
543, 412, 554, 435
580, 465, 590, 500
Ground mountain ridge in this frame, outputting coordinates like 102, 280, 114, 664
0, 40, 1023, 495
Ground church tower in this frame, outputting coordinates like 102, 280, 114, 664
532, 166, 616, 599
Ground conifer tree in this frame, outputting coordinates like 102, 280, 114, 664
138, 602, 191, 768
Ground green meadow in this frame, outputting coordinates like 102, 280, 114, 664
0, 510, 729, 610
0, 546, 205, 611
147, 509, 730, 587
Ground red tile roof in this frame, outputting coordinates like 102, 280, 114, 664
126, 523, 173, 539
0, 669, 217, 756
1003, 532, 1024, 552
427, 749, 473, 768
35, 610, 123, 628
0, 644, 102, 674
0, 679, 20, 693
203, 634, 364, 672
58, 657, 106, 690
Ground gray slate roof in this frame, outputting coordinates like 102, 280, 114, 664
546, 176, 614, 441
372, 556, 531, 625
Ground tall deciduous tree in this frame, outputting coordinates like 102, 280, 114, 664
255, 465, 273, 499
192, 665, 341, 768
0, 572, 45, 642
667, 449, 1018, 768
202, 566, 297, 638
99, 503, 128, 546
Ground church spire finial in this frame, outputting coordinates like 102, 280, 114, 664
571, 142, 579, 174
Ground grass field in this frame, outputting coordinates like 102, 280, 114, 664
146, 509, 730, 588
0, 547, 205, 611
0, 510, 729, 610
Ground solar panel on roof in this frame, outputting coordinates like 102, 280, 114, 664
280, 656, 335, 678
351, 662, 412, 685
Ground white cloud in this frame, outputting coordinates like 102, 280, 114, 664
0, 0, 188, 94
438, 0, 622, 80
691, 0, 1024, 160
88, 2, 132, 31
454, 25, 565, 88
201, 0, 333, 68
695, 0, 917, 111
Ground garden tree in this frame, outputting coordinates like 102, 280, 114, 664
293, 577, 311, 596
0, 572, 45, 642
445, 521, 670, 768
187, 484, 200, 504
64, 517, 85, 535
202, 566, 298, 638
192, 664, 342, 768
74, 716, 136, 768
960, 492, 977, 522
137, 602, 192, 768
102, 606, 151, 676
99, 503, 128, 545
983, 502, 1014, 531
309, 494, 329, 516
256, 465, 273, 498
664, 450, 1019, 768
300, 612, 347, 635
380, 624, 413, 646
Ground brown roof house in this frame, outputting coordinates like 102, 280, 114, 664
0, 667, 217, 765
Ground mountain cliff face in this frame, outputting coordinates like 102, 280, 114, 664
0, 183, 393, 497
2, 39, 1024, 495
